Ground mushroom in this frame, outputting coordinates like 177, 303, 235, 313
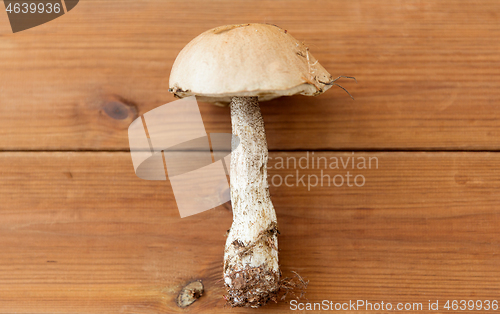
169, 23, 354, 308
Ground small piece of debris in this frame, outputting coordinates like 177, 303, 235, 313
176, 280, 204, 308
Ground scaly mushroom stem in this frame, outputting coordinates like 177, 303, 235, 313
223, 96, 280, 308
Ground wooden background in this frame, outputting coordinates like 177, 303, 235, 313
1, 0, 500, 313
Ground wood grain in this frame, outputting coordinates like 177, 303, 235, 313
1, 1, 500, 150
0, 152, 499, 313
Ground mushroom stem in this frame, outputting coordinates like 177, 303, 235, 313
223, 96, 280, 307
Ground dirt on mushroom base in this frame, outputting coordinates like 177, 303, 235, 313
223, 268, 309, 308
223, 222, 308, 308
224, 266, 280, 308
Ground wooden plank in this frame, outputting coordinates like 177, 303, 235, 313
0, 151, 500, 312
1, 1, 500, 150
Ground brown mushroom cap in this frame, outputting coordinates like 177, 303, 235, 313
169, 23, 333, 104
